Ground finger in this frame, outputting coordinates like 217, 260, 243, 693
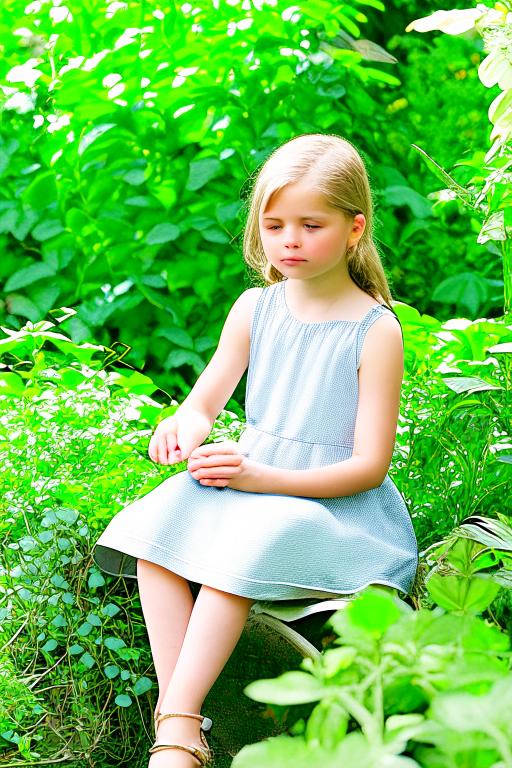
191, 466, 240, 479
191, 442, 240, 457
166, 432, 182, 462
189, 454, 243, 468
200, 478, 230, 487
157, 436, 168, 464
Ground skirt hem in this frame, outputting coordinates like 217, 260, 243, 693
92, 529, 416, 602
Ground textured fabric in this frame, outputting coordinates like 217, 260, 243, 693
93, 280, 418, 604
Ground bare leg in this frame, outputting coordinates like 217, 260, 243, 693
137, 559, 195, 719
150, 584, 253, 768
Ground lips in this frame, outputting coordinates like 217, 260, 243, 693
281, 258, 305, 262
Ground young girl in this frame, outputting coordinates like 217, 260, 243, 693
92, 133, 418, 767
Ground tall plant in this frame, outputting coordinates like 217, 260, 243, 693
406, 2, 512, 320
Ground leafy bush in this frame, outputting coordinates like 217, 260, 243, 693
233, 588, 512, 768
0, 0, 499, 402
0, 311, 243, 764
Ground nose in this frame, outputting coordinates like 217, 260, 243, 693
283, 225, 301, 248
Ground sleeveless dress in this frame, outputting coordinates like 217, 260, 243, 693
92, 280, 418, 606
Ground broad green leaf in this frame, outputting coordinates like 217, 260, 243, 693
145, 222, 180, 245
244, 671, 326, 705
78, 123, 116, 155
22, 171, 58, 209
32, 220, 66, 241
185, 158, 221, 191
348, 591, 401, 635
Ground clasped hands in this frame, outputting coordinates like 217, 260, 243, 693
187, 440, 261, 492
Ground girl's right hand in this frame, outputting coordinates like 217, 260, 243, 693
148, 415, 183, 465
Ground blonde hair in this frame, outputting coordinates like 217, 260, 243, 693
241, 133, 395, 308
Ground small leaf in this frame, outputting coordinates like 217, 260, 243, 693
86, 613, 102, 626
115, 694, 132, 707
51, 614, 67, 627
146, 222, 180, 245
69, 644, 84, 655
104, 637, 126, 651
102, 603, 121, 617
80, 653, 96, 669
42, 639, 58, 652
105, 664, 120, 679
88, 572, 105, 588
77, 622, 93, 636
133, 676, 153, 695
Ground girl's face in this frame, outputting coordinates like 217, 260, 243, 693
259, 179, 366, 281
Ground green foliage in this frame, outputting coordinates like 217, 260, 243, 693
0, 0, 500, 404
0, 313, 244, 765
388, 304, 512, 556
234, 588, 512, 768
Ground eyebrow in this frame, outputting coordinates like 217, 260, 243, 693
262, 214, 328, 221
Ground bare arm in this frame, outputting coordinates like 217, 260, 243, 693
189, 314, 405, 496
149, 287, 263, 464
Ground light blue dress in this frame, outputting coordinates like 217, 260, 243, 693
93, 280, 418, 604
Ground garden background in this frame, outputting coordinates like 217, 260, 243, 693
1, 0, 512, 766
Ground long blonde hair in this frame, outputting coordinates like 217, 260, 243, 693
241, 133, 395, 308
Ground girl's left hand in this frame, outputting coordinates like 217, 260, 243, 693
187, 441, 263, 492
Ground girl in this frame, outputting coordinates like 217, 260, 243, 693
93, 133, 418, 767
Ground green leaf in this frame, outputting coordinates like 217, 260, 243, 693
80, 653, 96, 669
42, 639, 58, 652
77, 622, 93, 636
105, 665, 120, 679
133, 676, 153, 695
78, 123, 116, 156
86, 613, 102, 626
51, 614, 67, 627
22, 171, 58, 209
123, 169, 146, 186
56, 508, 79, 525
156, 327, 194, 349
104, 637, 126, 651
115, 694, 132, 707
88, 571, 106, 588
427, 574, 501, 614
69, 644, 84, 655
432, 272, 489, 315
383, 186, 433, 220
185, 158, 221, 191
32, 220, 66, 241
244, 671, 326, 705
201, 228, 230, 244
164, 349, 205, 373
348, 591, 402, 635
102, 603, 121, 617
145, 222, 180, 245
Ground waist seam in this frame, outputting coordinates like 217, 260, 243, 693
243, 424, 354, 449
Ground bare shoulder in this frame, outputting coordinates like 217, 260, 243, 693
219, 287, 265, 349
359, 311, 404, 371
228, 286, 265, 327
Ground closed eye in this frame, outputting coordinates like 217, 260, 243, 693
268, 224, 320, 230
